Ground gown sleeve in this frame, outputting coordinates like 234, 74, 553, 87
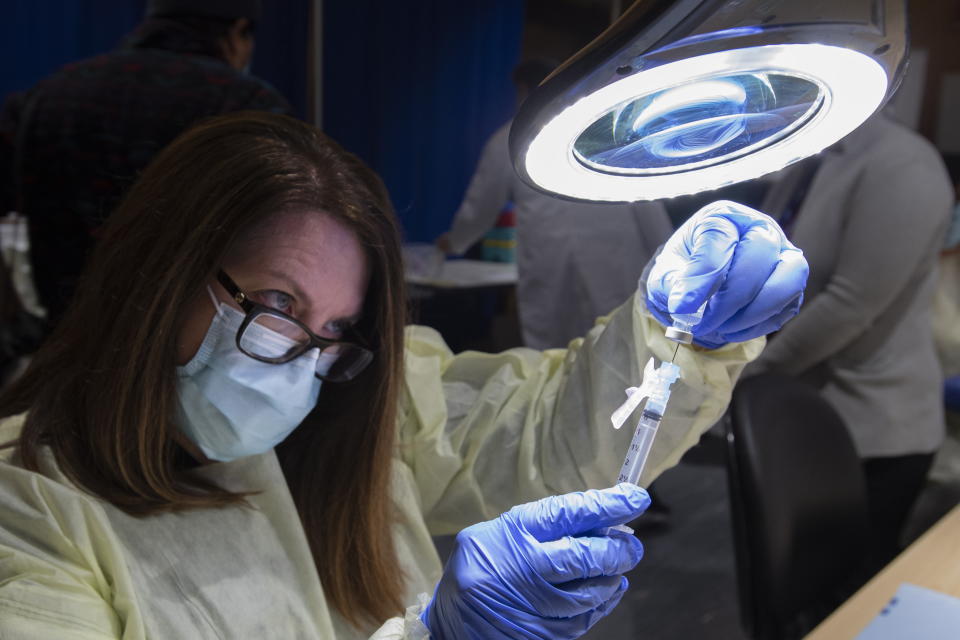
397, 293, 765, 535
0, 422, 139, 639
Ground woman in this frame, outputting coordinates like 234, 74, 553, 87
0, 112, 805, 639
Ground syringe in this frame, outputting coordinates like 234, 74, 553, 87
611, 302, 705, 486
612, 358, 681, 486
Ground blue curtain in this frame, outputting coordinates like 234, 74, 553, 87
1, 0, 522, 241
323, 1, 525, 243
250, 0, 310, 119
1, 0, 309, 118
0, 0, 147, 100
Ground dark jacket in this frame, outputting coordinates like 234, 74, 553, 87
0, 30, 291, 323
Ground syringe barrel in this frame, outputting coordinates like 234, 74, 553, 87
617, 410, 662, 486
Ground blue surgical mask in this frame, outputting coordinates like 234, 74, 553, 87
176, 292, 325, 462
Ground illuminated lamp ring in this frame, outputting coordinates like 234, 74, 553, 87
522, 44, 887, 201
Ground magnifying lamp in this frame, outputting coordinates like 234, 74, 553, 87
510, 0, 907, 202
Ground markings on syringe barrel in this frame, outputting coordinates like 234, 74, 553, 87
618, 410, 664, 485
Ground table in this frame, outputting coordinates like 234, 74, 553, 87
405, 259, 518, 289
404, 257, 521, 353
804, 502, 960, 639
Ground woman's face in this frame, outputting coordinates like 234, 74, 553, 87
177, 210, 370, 365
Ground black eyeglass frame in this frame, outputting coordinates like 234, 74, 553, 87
216, 269, 373, 381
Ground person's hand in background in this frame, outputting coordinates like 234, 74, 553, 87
646, 200, 808, 349
422, 484, 650, 640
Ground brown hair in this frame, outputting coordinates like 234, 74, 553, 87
0, 112, 407, 626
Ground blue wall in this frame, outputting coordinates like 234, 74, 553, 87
323, 1, 525, 243
2, 1, 524, 242
250, 0, 310, 120
1, 1, 147, 99
0, 0, 309, 119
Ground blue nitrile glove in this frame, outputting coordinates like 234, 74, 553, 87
646, 200, 809, 349
422, 484, 650, 640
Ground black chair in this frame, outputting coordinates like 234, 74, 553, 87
725, 373, 869, 640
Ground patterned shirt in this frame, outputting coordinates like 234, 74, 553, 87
0, 42, 291, 322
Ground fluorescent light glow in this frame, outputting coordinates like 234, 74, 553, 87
523, 44, 888, 201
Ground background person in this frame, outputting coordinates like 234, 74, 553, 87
745, 112, 953, 572
436, 59, 674, 350
0, 0, 290, 328
0, 113, 806, 639
0, 259, 42, 385
929, 178, 960, 487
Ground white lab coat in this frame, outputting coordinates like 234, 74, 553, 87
0, 295, 763, 638
447, 121, 674, 349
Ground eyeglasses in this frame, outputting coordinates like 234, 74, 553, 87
216, 269, 374, 382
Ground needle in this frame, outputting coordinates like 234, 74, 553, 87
665, 302, 706, 364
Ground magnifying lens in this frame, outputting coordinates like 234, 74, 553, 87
510, 0, 907, 202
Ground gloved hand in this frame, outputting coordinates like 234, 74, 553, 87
422, 484, 650, 640
646, 200, 809, 349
